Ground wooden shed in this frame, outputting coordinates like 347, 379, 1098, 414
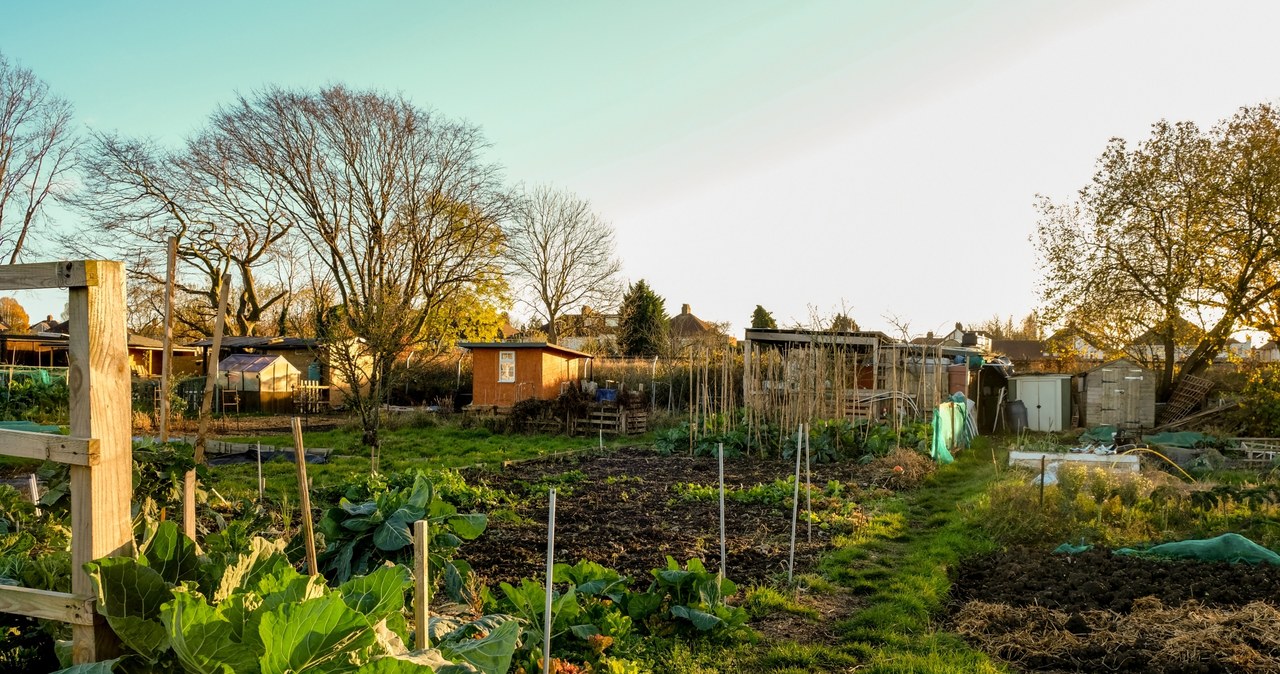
459, 342, 592, 409
216, 354, 301, 414
1080, 358, 1156, 429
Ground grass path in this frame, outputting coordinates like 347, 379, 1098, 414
713, 439, 1013, 673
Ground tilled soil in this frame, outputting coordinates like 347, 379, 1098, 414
953, 547, 1280, 613
951, 547, 1280, 674
459, 447, 880, 587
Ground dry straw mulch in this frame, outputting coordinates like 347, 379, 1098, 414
954, 597, 1280, 674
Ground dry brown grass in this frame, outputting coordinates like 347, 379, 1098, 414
866, 447, 936, 490
954, 597, 1280, 673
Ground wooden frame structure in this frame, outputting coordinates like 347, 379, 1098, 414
0, 261, 132, 664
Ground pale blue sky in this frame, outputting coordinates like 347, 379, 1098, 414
3, 1, 1277, 335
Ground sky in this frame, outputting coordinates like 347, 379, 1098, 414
3, 0, 1279, 336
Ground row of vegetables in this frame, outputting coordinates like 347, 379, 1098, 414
2, 452, 752, 674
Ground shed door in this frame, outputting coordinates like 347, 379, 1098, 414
1023, 380, 1062, 432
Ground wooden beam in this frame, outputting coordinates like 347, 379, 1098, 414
0, 586, 95, 625
0, 429, 99, 465
68, 260, 131, 664
0, 260, 100, 291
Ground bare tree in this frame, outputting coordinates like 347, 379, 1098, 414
505, 186, 622, 344
0, 51, 79, 262
204, 85, 511, 460
68, 131, 293, 336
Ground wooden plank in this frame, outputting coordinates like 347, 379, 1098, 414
0, 429, 99, 465
0, 585, 93, 625
0, 586, 95, 625
69, 260, 132, 664
0, 260, 99, 290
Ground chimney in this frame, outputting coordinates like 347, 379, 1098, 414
681, 304, 691, 315
926, 331, 934, 339
47, 315, 54, 321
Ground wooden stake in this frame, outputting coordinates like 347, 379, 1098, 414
542, 488, 557, 674
414, 519, 430, 650
27, 473, 39, 515
159, 236, 177, 442
187, 274, 230, 540
292, 417, 318, 576
718, 442, 727, 579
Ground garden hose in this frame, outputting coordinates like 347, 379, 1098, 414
1118, 447, 1197, 483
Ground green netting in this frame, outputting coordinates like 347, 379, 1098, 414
1053, 542, 1093, 554
1114, 533, 1280, 565
0, 420, 61, 434
1141, 431, 1212, 448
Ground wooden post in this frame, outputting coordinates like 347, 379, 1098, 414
187, 275, 230, 540
718, 442, 726, 579
159, 236, 177, 442
1040, 455, 1046, 507
413, 519, 429, 650
292, 417, 319, 575
68, 260, 132, 663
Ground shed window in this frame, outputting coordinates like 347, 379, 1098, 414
498, 351, 516, 383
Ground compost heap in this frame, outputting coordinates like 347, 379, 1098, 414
951, 539, 1280, 674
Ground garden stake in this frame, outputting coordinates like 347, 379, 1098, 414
413, 519, 429, 650
257, 441, 264, 502
28, 473, 39, 515
805, 425, 812, 543
543, 488, 557, 674
788, 423, 803, 583
1040, 455, 1046, 506
292, 417, 319, 576
718, 442, 727, 579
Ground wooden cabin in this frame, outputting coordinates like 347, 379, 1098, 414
459, 342, 592, 408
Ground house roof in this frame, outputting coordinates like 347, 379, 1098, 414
991, 339, 1047, 362
669, 303, 714, 338
457, 341, 593, 359
218, 353, 300, 373
128, 334, 199, 353
189, 335, 318, 350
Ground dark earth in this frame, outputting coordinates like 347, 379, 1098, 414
952, 546, 1280, 613
459, 446, 880, 587
951, 546, 1280, 674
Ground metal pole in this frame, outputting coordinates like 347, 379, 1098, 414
788, 423, 803, 583
1040, 455, 1046, 506
542, 488, 557, 674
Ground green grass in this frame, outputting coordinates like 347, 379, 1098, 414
663, 439, 1010, 673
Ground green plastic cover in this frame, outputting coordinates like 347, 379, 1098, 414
1114, 533, 1280, 565
1053, 542, 1094, 554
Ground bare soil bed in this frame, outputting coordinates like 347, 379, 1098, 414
460, 447, 883, 587
951, 547, 1280, 673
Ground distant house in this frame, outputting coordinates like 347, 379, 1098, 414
990, 338, 1050, 372
1257, 340, 1280, 362
554, 307, 620, 354
669, 304, 732, 348
458, 342, 592, 408
909, 332, 961, 349
1044, 326, 1108, 363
